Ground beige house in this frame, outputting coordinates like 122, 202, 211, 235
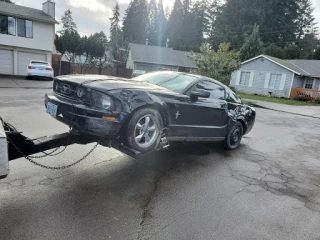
0, 0, 58, 76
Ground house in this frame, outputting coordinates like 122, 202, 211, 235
0, 0, 58, 76
230, 55, 320, 98
126, 43, 197, 73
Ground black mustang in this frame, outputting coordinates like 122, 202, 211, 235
45, 72, 256, 153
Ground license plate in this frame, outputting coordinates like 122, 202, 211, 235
46, 102, 58, 117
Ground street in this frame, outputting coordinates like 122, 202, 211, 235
0, 87, 320, 240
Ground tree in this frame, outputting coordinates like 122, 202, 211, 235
167, 0, 184, 49
54, 30, 81, 63
189, 43, 241, 85
146, 0, 158, 45
310, 47, 320, 60
155, 0, 167, 46
1, 0, 13, 3
123, 0, 148, 44
299, 32, 320, 59
210, 0, 318, 51
264, 44, 301, 59
58, 9, 77, 35
183, 0, 190, 16
240, 24, 263, 61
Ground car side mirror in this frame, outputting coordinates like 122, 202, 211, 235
190, 90, 210, 102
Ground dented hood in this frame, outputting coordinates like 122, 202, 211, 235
55, 74, 171, 92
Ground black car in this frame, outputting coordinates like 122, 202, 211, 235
45, 72, 256, 153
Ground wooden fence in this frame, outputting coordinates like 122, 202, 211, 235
290, 88, 320, 100
51, 61, 133, 79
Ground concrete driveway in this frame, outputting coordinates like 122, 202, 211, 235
0, 88, 320, 240
0, 75, 53, 89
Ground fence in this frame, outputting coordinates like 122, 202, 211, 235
51, 61, 133, 79
290, 88, 320, 100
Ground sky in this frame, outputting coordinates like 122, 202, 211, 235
15, 0, 320, 37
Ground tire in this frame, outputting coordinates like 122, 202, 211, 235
223, 122, 243, 150
127, 108, 163, 153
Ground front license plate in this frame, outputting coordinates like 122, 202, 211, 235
46, 102, 58, 117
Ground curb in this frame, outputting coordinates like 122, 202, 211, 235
249, 103, 320, 120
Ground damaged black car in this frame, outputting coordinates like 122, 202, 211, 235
45, 71, 256, 153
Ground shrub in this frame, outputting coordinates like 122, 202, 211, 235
229, 86, 236, 92
314, 97, 320, 104
294, 95, 310, 102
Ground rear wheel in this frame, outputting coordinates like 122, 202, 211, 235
127, 108, 163, 153
224, 122, 243, 150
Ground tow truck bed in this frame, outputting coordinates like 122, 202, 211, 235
1, 118, 142, 178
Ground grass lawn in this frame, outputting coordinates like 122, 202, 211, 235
238, 93, 320, 106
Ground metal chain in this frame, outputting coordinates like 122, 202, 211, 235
7, 137, 99, 170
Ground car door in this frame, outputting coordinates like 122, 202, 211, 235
167, 80, 229, 140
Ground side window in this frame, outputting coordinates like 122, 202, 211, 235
196, 80, 225, 100
227, 90, 242, 103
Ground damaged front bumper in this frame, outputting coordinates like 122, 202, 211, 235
45, 93, 125, 138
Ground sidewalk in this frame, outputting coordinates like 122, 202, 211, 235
245, 99, 320, 119
0, 76, 53, 89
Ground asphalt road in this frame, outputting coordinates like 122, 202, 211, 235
0, 88, 320, 240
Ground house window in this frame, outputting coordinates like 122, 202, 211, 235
0, 15, 16, 35
17, 18, 33, 38
305, 79, 313, 89
239, 71, 251, 86
269, 74, 282, 89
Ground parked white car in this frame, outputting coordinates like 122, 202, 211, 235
26, 60, 54, 80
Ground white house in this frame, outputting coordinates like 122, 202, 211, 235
0, 0, 58, 76
230, 55, 320, 98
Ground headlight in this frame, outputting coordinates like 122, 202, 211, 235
91, 90, 113, 110
101, 96, 112, 109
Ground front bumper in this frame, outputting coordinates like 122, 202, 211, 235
45, 93, 124, 138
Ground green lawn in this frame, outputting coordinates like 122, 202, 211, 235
238, 93, 320, 106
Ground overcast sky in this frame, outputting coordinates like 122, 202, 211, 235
16, 0, 320, 37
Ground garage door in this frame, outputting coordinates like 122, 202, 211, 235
18, 51, 46, 75
0, 49, 14, 75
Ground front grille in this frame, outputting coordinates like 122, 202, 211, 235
53, 79, 91, 104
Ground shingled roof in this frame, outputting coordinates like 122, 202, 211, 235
129, 43, 197, 69
0, 1, 58, 24
242, 55, 320, 77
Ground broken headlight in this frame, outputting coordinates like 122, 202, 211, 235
91, 90, 114, 110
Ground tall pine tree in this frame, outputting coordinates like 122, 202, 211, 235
155, 0, 167, 46
58, 9, 77, 35
240, 24, 263, 61
146, 0, 158, 45
167, 0, 184, 49
123, 0, 148, 44
110, 3, 124, 62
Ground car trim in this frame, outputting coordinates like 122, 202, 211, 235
170, 124, 227, 129
167, 136, 225, 141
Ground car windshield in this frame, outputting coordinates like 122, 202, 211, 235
134, 72, 198, 93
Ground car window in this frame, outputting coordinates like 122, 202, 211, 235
31, 61, 49, 66
227, 90, 242, 103
134, 72, 198, 93
196, 80, 225, 100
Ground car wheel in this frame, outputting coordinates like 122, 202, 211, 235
127, 108, 163, 153
224, 122, 243, 150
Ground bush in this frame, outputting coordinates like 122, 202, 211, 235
294, 95, 310, 102
229, 86, 236, 92
314, 97, 320, 104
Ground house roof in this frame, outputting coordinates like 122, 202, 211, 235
0, 2, 58, 24
242, 55, 320, 77
128, 43, 197, 69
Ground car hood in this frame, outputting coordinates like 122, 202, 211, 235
55, 74, 174, 93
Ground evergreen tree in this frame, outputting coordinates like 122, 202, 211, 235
58, 9, 77, 35
146, 0, 158, 45
167, 0, 184, 49
123, 0, 148, 44
210, 0, 318, 51
240, 24, 263, 61
183, 0, 191, 16
155, 0, 167, 46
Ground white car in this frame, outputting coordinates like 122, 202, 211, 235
26, 60, 54, 80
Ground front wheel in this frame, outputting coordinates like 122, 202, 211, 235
127, 108, 163, 153
224, 122, 243, 150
